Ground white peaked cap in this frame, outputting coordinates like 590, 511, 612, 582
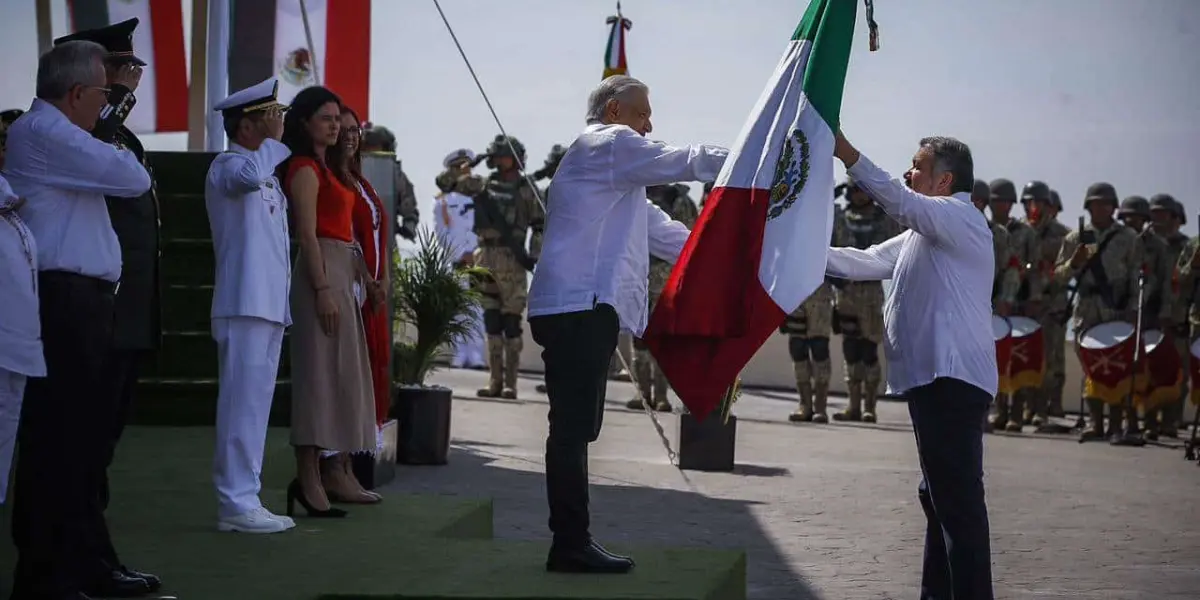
443, 148, 477, 168
214, 77, 285, 116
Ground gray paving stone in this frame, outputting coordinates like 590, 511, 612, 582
385, 368, 1200, 600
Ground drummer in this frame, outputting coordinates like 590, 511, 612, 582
1025, 187, 1072, 426
1054, 183, 1143, 442
1157, 195, 1193, 438
1117, 196, 1176, 438
973, 180, 1017, 433
988, 179, 1039, 432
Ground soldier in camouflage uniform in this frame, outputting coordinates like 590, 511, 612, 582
473, 135, 544, 399
627, 184, 699, 412
700, 180, 714, 210
973, 180, 1016, 433
986, 179, 1040, 431
1148, 194, 1189, 438
1117, 195, 1174, 437
830, 180, 904, 423
1054, 183, 1143, 442
973, 180, 1019, 312
1025, 187, 1072, 423
361, 123, 420, 241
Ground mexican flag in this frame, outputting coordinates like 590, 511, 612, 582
602, 9, 631, 79
643, 0, 858, 421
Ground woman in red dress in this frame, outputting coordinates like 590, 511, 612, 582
322, 106, 390, 500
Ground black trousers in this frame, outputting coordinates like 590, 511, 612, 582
11, 272, 119, 595
91, 349, 144, 572
905, 377, 995, 600
530, 304, 619, 548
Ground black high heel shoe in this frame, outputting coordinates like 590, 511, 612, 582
287, 479, 348, 518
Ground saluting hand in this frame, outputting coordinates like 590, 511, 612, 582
263, 106, 284, 141
112, 63, 143, 92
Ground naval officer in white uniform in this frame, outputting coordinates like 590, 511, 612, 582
206, 78, 296, 533
435, 148, 486, 368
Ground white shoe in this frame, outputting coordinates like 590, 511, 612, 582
218, 507, 295, 533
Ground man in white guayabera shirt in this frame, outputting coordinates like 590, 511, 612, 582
527, 75, 727, 574
825, 132, 997, 600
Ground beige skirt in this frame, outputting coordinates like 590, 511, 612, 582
289, 238, 376, 452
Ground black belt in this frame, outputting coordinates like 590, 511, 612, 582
39, 270, 119, 295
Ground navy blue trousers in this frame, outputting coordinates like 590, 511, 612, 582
905, 377, 995, 600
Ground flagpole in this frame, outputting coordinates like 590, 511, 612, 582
205, 0, 230, 152
299, 0, 322, 86
35, 0, 52, 54
186, 0, 211, 150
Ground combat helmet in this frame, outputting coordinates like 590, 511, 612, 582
533, 143, 568, 180
1048, 190, 1062, 211
1083, 182, 1118, 209
1021, 181, 1051, 203
1118, 195, 1150, 219
361, 122, 396, 152
971, 179, 989, 203
1149, 193, 1185, 226
988, 178, 1017, 203
485, 134, 527, 169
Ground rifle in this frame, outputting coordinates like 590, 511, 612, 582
1060, 219, 1121, 328
472, 180, 536, 271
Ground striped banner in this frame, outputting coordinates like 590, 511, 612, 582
602, 7, 631, 79
66, 0, 188, 133
229, 0, 371, 120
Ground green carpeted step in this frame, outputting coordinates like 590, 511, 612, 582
159, 192, 213, 240
149, 151, 217, 196
161, 237, 216, 287
131, 378, 293, 426
143, 330, 291, 379
162, 283, 215, 332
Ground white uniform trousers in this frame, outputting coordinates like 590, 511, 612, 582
0, 368, 26, 504
213, 316, 285, 519
453, 280, 485, 367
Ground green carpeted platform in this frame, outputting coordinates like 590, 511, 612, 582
0, 428, 746, 600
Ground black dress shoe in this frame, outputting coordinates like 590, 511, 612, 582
83, 570, 150, 598
587, 539, 633, 563
120, 567, 161, 592
546, 541, 634, 574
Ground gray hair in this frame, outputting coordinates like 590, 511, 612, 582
585, 75, 649, 124
36, 40, 107, 101
919, 136, 974, 195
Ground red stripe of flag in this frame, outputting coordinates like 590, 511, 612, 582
148, 0, 187, 131
325, 0, 371, 121
643, 185, 785, 421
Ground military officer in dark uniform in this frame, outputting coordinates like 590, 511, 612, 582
361, 122, 420, 241
52, 18, 164, 595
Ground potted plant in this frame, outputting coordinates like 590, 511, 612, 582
390, 227, 485, 465
677, 379, 740, 472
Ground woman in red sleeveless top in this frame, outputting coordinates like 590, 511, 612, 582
279, 87, 376, 517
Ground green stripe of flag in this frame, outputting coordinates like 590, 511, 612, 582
791, 0, 857, 132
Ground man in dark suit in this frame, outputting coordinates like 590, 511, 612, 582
53, 18, 164, 596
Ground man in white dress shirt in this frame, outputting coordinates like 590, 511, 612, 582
434, 148, 486, 369
0, 174, 43, 507
206, 78, 297, 534
5, 40, 153, 599
527, 75, 728, 574
825, 133, 996, 600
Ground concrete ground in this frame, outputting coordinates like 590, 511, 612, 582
390, 367, 1200, 600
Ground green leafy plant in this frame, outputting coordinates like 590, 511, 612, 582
391, 226, 487, 387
